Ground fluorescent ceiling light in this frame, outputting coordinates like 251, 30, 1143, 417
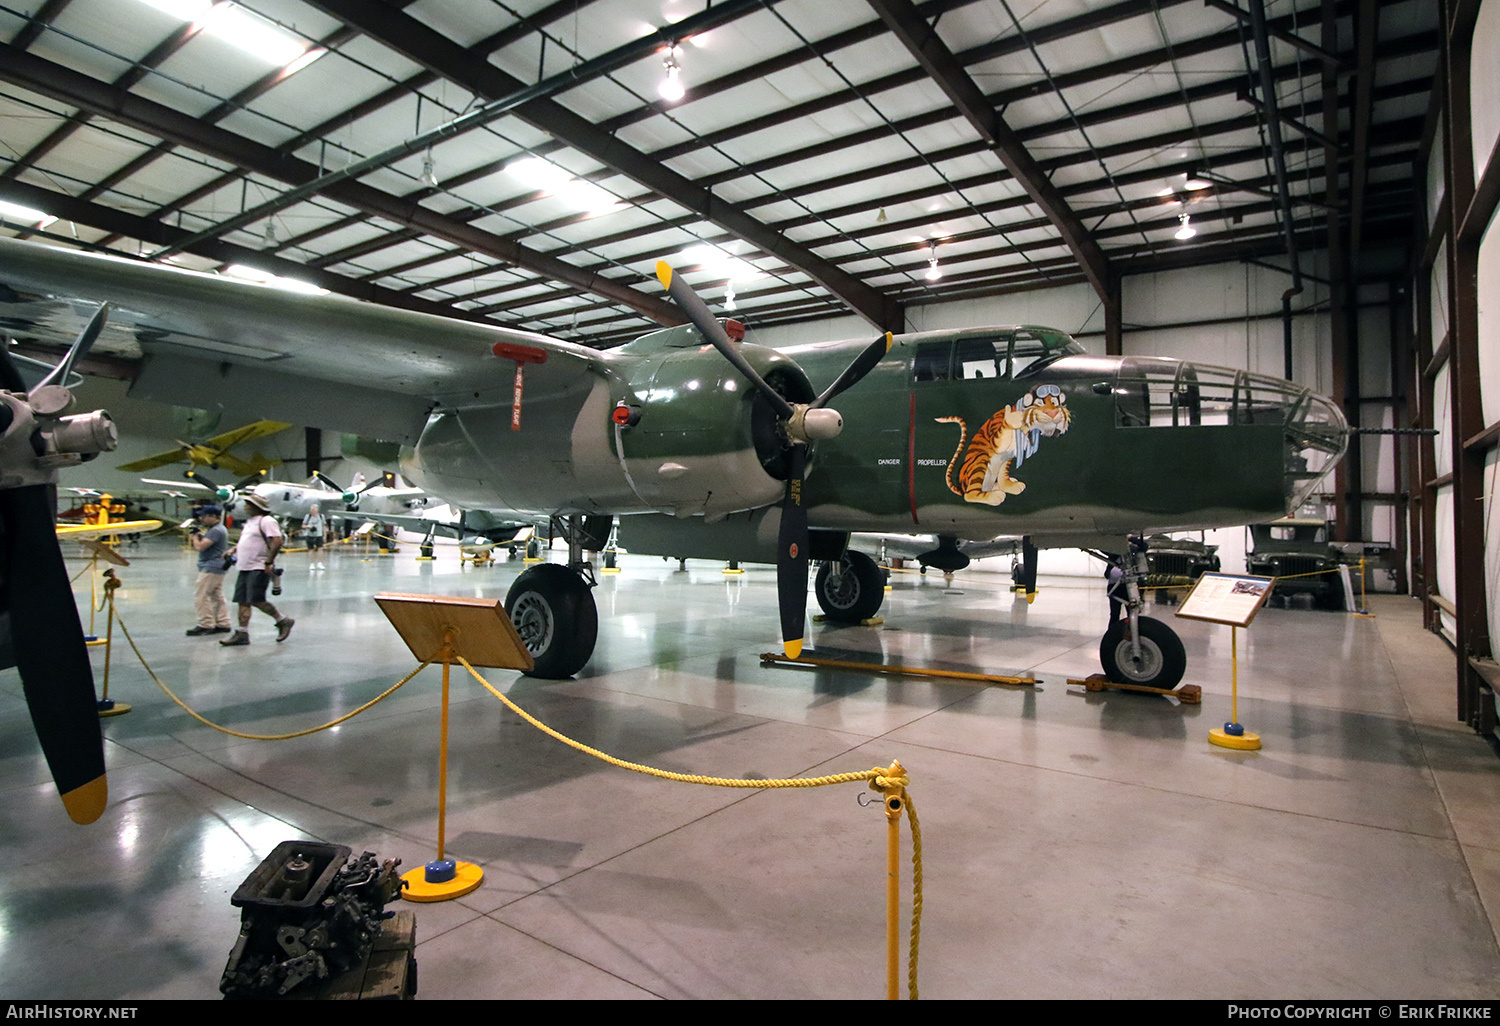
678, 244, 764, 283
505, 158, 620, 215
0, 200, 55, 229
138, 0, 211, 18
203, 4, 308, 64
224, 264, 328, 295
135, 0, 320, 70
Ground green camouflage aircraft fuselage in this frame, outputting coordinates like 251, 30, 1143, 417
404, 321, 1345, 561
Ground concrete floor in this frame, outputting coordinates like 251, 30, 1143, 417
4, 535, 1499, 1000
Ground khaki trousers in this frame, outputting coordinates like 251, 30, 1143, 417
194, 570, 230, 628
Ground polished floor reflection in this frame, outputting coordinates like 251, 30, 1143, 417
4, 537, 1499, 999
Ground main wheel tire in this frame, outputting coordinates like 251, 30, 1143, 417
1099, 615, 1186, 691
814, 550, 886, 623
505, 564, 597, 679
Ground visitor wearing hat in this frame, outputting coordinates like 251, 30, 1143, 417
186, 505, 232, 636
220, 492, 294, 646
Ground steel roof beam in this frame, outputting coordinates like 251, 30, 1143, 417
0, 43, 682, 327
871, 0, 1111, 298
306, 0, 905, 333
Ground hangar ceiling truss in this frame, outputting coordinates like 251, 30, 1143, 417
0, 0, 1438, 351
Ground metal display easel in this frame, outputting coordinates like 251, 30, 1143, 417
374, 592, 535, 901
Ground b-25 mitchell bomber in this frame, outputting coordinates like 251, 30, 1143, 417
0, 236, 1348, 691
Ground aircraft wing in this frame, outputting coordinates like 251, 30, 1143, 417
118, 448, 190, 472
0, 237, 608, 446
56, 520, 163, 539
140, 477, 213, 492
203, 420, 292, 452
333, 508, 529, 544
210, 450, 279, 478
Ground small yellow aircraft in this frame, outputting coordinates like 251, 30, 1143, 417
55, 492, 161, 539
118, 419, 291, 476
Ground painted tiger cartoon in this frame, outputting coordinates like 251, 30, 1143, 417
935, 383, 1071, 505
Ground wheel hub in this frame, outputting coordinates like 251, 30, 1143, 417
1115, 636, 1163, 681
510, 593, 554, 654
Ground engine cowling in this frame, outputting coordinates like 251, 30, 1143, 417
612, 341, 814, 519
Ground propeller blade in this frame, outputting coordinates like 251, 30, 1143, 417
35, 303, 109, 393
1, 484, 107, 823
814, 332, 892, 408
655, 261, 795, 421
776, 444, 810, 659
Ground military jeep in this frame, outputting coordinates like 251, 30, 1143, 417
1246, 518, 1343, 610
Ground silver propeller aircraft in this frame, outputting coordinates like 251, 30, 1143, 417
147, 470, 354, 521
0, 236, 1348, 692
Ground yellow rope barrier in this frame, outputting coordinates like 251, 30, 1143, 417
100, 612, 924, 996
114, 611, 429, 740
455, 654, 922, 997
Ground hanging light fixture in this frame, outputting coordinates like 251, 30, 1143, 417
659, 48, 685, 101
925, 244, 942, 281
1174, 213, 1197, 241
724, 282, 737, 311
421, 149, 439, 187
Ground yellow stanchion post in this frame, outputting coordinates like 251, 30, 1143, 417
96, 570, 130, 717
401, 625, 484, 901
885, 772, 904, 1000
1209, 626, 1260, 750
869, 759, 917, 1000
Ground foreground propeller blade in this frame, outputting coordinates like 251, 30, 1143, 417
777, 444, 810, 659
814, 332, 892, 408
655, 261, 796, 420
35, 303, 109, 392
1, 485, 108, 823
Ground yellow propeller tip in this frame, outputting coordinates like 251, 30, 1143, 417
1026, 591, 1038, 604
61, 775, 107, 825
884, 331, 893, 351
655, 261, 673, 289
783, 639, 803, 659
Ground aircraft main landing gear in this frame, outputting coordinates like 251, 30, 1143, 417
504, 516, 605, 678
814, 549, 886, 622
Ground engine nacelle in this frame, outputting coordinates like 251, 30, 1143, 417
404, 332, 814, 521
610, 341, 811, 518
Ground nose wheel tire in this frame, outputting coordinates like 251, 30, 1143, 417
505, 563, 597, 679
1099, 615, 1186, 691
814, 549, 886, 623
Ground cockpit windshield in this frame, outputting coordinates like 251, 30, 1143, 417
911, 326, 1086, 383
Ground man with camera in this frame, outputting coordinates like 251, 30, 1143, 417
220, 493, 294, 646
186, 504, 232, 636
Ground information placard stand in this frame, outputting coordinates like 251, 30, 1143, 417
374, 593, 535, 901
1176, 573, 1276, 751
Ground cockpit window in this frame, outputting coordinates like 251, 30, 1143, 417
956, 337, 1006, 379
913, 342, 952, 382
912, 327, 1085, 384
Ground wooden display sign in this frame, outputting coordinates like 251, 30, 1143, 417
374, 592, 534, 671
1174, 572, 1276, 628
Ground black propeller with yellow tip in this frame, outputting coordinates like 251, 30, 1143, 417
0, 304, 114, 824
655, 261, 891, 658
